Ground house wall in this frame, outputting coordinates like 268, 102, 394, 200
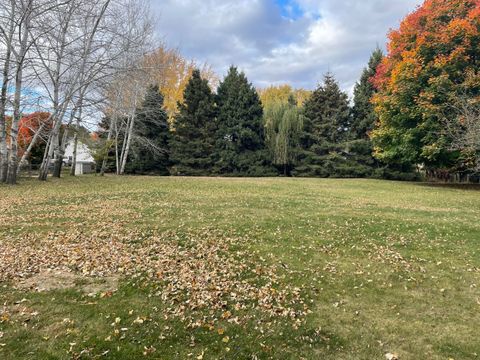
63, 140, 95, 164
75, 162, 94, 175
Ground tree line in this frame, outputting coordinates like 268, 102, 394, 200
98, 54, 413, 179
98, 0, 480, 182
106, 0, 480, 182
2, 0, 480, 183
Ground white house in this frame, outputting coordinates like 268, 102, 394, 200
63, 139, 96, 175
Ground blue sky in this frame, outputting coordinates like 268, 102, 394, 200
150, 0, 423, 96
275, 0, 305, 20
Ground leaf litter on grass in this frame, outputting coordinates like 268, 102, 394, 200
0, 224, 310, 328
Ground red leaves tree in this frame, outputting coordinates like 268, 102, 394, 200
371, 0, 480, 175
18, 112, 51, 156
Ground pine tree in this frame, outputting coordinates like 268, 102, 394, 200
294, 73, 351, 177
351, 48, 383, 139
341, 48, 384, 177
213, 66, 274, 176
170, 69, 217, 175
129, 85, 170, 175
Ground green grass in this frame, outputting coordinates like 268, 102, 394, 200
0, 176, 479, 359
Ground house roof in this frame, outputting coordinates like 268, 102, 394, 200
64, 139, 95, 163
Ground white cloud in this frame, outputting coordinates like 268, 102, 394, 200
150, 0, 423, 96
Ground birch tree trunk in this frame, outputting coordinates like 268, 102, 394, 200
52, 125, 70, 178
120, 114, 134, 175
6, 0, 32, 184
70, 103, 84, 176
0, 15, 14, 182
100, 115, 114, 176
39, 0, 111, 181
7, 68, 24, 184
17, 122, 47, 175
39, 102, 69, 181
70, 129, 78, 176
115, 119, 120, 175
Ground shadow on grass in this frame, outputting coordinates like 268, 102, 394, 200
415, 182, 480, 191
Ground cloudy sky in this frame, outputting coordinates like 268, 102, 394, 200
150, 0, 423, 95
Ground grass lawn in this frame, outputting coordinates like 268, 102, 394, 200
0, 176, 479, 359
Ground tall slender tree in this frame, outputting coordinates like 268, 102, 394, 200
128, 85, 170, 175
351, 48, 383, 140
294, 73, 350, 177
341, 48, 384, 177
213, 66, 273, 176
170, 70, 217, 175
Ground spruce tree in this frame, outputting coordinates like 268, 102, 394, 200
341, 48, 384, 177
129, 85, 170, 175
294, 73, 351, 177
170, 70, 217, 175
351, 48, 383, 139
213, 66, 274, 176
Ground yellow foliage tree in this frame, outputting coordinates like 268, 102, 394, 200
258, 85, 311, 108
142, 46, 219, 125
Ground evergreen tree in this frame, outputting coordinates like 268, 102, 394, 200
128, 85, 170, 175
294, 73, 351, 177
213, 66, 274, 176
170, 69, 217, 175
351, 48, 383, 139
342, 48, 384, 177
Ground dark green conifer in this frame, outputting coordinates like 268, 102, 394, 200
351, 48, 383, 139
129, 85, 170, 175
294, 73, 351, 177
213, 66, 274, 176
170, 69, 217, 175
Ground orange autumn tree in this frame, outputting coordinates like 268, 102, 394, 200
17, 112, 51, 158
371, 0, 480, 173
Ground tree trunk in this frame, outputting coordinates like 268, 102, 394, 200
0, 58, 10, 183
6, 0, 33, 184
6, 34, 28, 184
114, 116, 120, 174
0, 3, 15, 183
53, 121, 73, 178
70, 130, 78, 176
100, 117, 114, 176
120, 114, 134, 175
52, 140, 65, 178
6, 129, 19, 185
38, 126, 59, 181
119, 118, 129, 174
17, 122, 47, 175
69, 96, 85, 177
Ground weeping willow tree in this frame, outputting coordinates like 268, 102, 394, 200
264, 98, 304, 176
